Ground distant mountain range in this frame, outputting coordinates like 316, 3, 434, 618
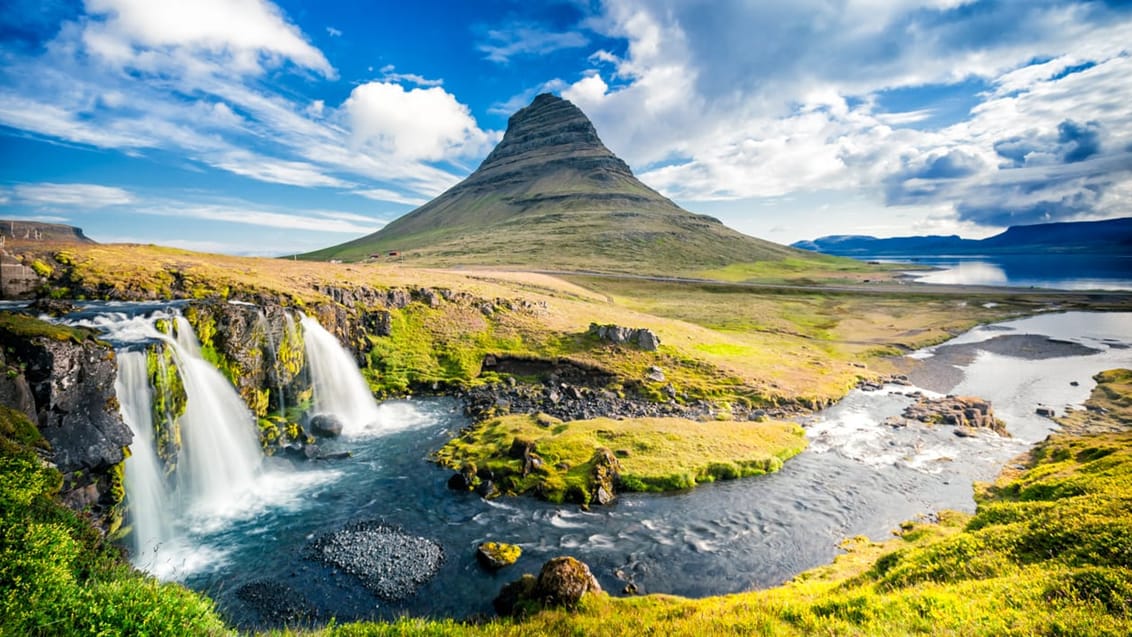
792, 217, 1132, 257
305, 94, 813, 273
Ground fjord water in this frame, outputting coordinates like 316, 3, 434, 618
84, 305, 1132, 626
891, 254, 1132, 290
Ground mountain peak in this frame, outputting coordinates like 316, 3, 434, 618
305, 93, 805, 272
472, 93, 632, 185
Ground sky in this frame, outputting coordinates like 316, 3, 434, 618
1, 0, 1130, 255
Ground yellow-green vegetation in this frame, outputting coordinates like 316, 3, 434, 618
0, 310, 96, 344
696, 256, 914, 285
477, 542, 522, 569
0, 405, 229, 635
435, 413, 807, 503
146, 344, 185, 476
1058, 368, 1132, 434
20, 243, 1132, 410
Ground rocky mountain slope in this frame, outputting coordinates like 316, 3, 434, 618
304, 94, 809, 272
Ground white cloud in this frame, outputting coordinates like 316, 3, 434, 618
82, 0, 334, 77
209, 151, 353, 188
557, 0, 1132, 233
344, 82, 493, 161
13, 183, 136, 207
149, 204, 379, 234
326, 26, 342, 38
477, 23, 588, 63
379, 65, 443, 88
353, 189, 428, 206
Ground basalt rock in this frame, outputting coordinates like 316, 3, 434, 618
308, 413, 344, 437
0, 315, 131, 534
902, 395, 1009, 436
477, 541, 522, 570
588, 323, 661, 351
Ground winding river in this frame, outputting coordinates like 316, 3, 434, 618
55, 304, 1132, 628
155, 310, 1130, 628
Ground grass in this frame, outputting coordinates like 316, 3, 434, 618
434, 413, 807, 503
0, 311, 98, 344
0, 404, 230, 636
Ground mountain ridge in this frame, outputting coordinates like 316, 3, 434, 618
793, 217, 1132, 256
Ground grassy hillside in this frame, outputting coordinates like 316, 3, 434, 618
23, 243, 1093, 408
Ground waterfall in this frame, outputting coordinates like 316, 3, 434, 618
300, 314, 382, 436
114, 350, 174, 566
171, 316, 262, 511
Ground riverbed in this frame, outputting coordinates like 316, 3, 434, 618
109, 310, 1117, 629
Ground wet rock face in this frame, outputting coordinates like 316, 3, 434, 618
0, 320, 131, 532
304, 520, 444, 601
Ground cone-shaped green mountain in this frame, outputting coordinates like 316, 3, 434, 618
305, 93, 807, 272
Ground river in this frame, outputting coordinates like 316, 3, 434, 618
133, 310, 1128, 629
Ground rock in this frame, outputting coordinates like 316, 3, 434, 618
902, 395, 1009, 436
1036, 406, 1056, 417
476, 479, 499, 499
304, 520, 444, 601
0, 315, 133, 533
588, 323, 661, 351
1070, 380, 1080, 387
645, 366, 665, 382
447, 472, 473, 491
589, 448, 622, 506
534, 556, 602, 608
27, 298, 77, 317
493, 574, 537, 617
477, 541, 522, 570
308, 413, 343, 437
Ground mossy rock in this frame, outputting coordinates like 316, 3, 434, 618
477, 541, 522, 570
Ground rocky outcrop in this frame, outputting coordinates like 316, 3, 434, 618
589, 448, 622, 505
588, 323, 661, 351
898, 395, 1009, 436
0, 314, 131, 534
494, 556, 602, 616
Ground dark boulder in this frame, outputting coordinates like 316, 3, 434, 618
589, 448, 622, 505
309, 413, 343, 437
494, 556, 602, 617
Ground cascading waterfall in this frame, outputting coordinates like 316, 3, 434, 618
300, 314, 382, 436
114, 350, 174, 565
171, 316, 262, 511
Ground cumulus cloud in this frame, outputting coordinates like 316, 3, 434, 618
82, 0, 334, 77
551, 0, 1132, 233
344, 82, 493, 161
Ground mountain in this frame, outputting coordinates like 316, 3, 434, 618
305, 94, 809, 272
1, 220, 95, 245
793, 217, 1132, 257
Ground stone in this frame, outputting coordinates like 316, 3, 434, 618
588, 323, 661, 351
645, 366, 666, 382
902, 395, 1009, 436
589, 447, 622, 506
308, 413, 344, 437
477, 541, 522, 570
533, 556, 602, 608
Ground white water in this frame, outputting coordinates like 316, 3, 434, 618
171, 316, 263, 514
300, 314, 383, 436
114, 350, 175, 566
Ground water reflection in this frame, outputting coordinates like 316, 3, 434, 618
879, 254, 1132, 290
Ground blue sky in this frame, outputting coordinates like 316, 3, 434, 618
1, 0, 1131, 255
